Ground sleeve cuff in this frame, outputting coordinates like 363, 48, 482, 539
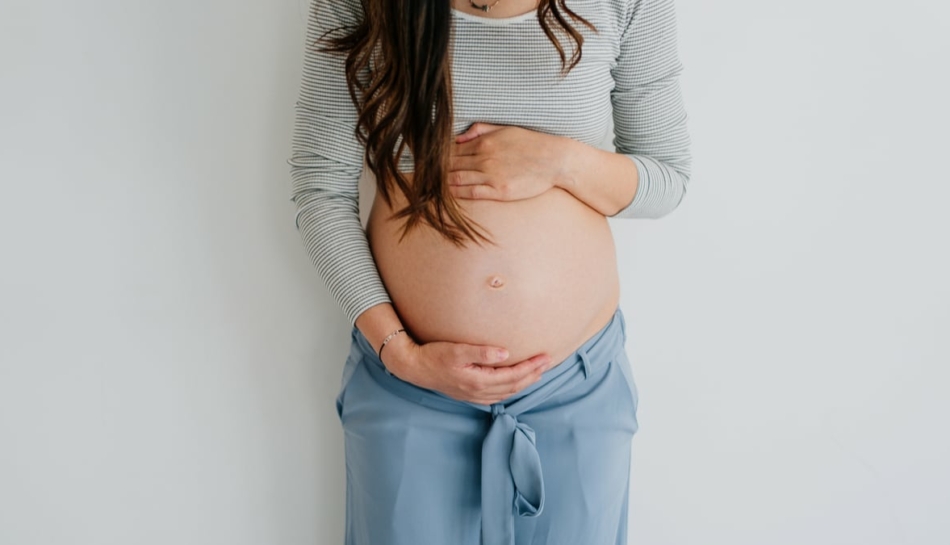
609, 154, 688, 219
345, 289, 393, 328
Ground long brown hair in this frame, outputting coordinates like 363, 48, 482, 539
315, 0, 596, 248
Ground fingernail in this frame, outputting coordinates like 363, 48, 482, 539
497, 349, 509, 360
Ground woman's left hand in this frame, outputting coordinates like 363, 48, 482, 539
449, 122, 571, 202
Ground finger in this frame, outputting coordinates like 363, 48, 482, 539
454, 124, 481, 144
455, 130, 477, 144
448, 153, 480, 174
477, 366, 545, 402
463, 353, 552, 389
447, 168, 487, 187
452, 138, 481, 156
451, 183, 502, 201
456, 122, 500, 144
453, 343, 510, 365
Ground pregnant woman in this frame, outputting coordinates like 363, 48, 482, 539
287, 0, 691, 543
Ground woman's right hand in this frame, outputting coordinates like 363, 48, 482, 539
380, 334, 554, 406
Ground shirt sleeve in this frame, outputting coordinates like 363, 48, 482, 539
607, 0, 693, 219
286, 0, 392, 326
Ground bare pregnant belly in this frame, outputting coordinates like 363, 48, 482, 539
366, 177, 622, 368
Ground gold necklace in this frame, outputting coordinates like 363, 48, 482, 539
467, 0, 504, 13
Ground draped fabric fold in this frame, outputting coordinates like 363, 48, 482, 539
481, 406, 546, 545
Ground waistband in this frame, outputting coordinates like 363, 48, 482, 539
350, 305, 627, 545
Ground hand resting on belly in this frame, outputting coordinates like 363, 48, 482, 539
364, 124, 622, 405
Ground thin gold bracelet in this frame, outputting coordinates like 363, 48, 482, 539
377, 328, 406, 362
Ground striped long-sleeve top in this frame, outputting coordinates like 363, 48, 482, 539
287, 0, 692, 326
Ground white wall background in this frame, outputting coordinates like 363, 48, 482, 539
1, 0, 947, 543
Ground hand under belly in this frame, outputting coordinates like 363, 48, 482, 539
366, 182, 622, 367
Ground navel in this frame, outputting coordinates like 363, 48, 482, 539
487, 275, 506, 289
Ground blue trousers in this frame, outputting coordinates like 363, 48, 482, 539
336, 306, 640, 545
